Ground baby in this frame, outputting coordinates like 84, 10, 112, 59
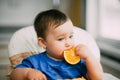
10, 9, 103, 80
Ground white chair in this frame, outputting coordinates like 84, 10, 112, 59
8, 25, 100, 76
8, 26, 120, 80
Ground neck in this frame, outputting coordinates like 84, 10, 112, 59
46, 52, 63, 61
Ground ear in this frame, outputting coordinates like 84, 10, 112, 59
38, 37, 46, 49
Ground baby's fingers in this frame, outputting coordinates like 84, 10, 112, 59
75, 44, 91, 59
28, 75, 46, 80
40, 73, 47, 80
27, 69, 46, 80
34, 72, 46, 80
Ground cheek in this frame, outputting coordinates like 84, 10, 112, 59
53, 44, 64, 51
51, 43, 64, 54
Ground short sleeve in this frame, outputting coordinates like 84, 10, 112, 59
15, 57, 33, 69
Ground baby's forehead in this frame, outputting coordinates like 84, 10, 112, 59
59, 20, 73, 27
46, 20, 73, 36
54, 20, 73, 29
52, 20, 74, 34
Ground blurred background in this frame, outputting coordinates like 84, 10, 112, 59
0, 0, 120, 79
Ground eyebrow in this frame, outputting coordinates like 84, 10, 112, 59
56, 32, 74, 38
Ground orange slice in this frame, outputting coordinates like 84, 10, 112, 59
57, 77, 86, 80
64, 47, 80, 64
72, 77, 86, 80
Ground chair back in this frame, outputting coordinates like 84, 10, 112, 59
8, 26, 100, 74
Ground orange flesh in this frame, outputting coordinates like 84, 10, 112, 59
72, 77, 86, 80
64, 47, 80, 65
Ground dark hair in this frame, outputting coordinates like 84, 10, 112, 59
34, 9, 68, 39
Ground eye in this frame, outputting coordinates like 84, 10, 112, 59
58, 38, 64, 41
69, 35, 73, 39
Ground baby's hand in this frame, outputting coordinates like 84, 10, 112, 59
75, 44, 93, 60
26, 68, 46, 80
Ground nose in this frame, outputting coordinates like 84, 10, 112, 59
65, 39, 72, 48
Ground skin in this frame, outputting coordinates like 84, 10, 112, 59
10, 20, 103, 80
39, 20, 75, 60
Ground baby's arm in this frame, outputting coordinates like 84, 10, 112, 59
10, 68, 46, 80
75, 44, 103, 80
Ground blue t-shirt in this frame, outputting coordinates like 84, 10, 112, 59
15, 51, 87, 80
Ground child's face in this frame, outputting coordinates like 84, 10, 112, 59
44, 20, 75, 60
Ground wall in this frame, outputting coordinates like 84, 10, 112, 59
0, 0, 53, 27
0, 0, 86, 29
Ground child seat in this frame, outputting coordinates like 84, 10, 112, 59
8, 26, 100, 76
